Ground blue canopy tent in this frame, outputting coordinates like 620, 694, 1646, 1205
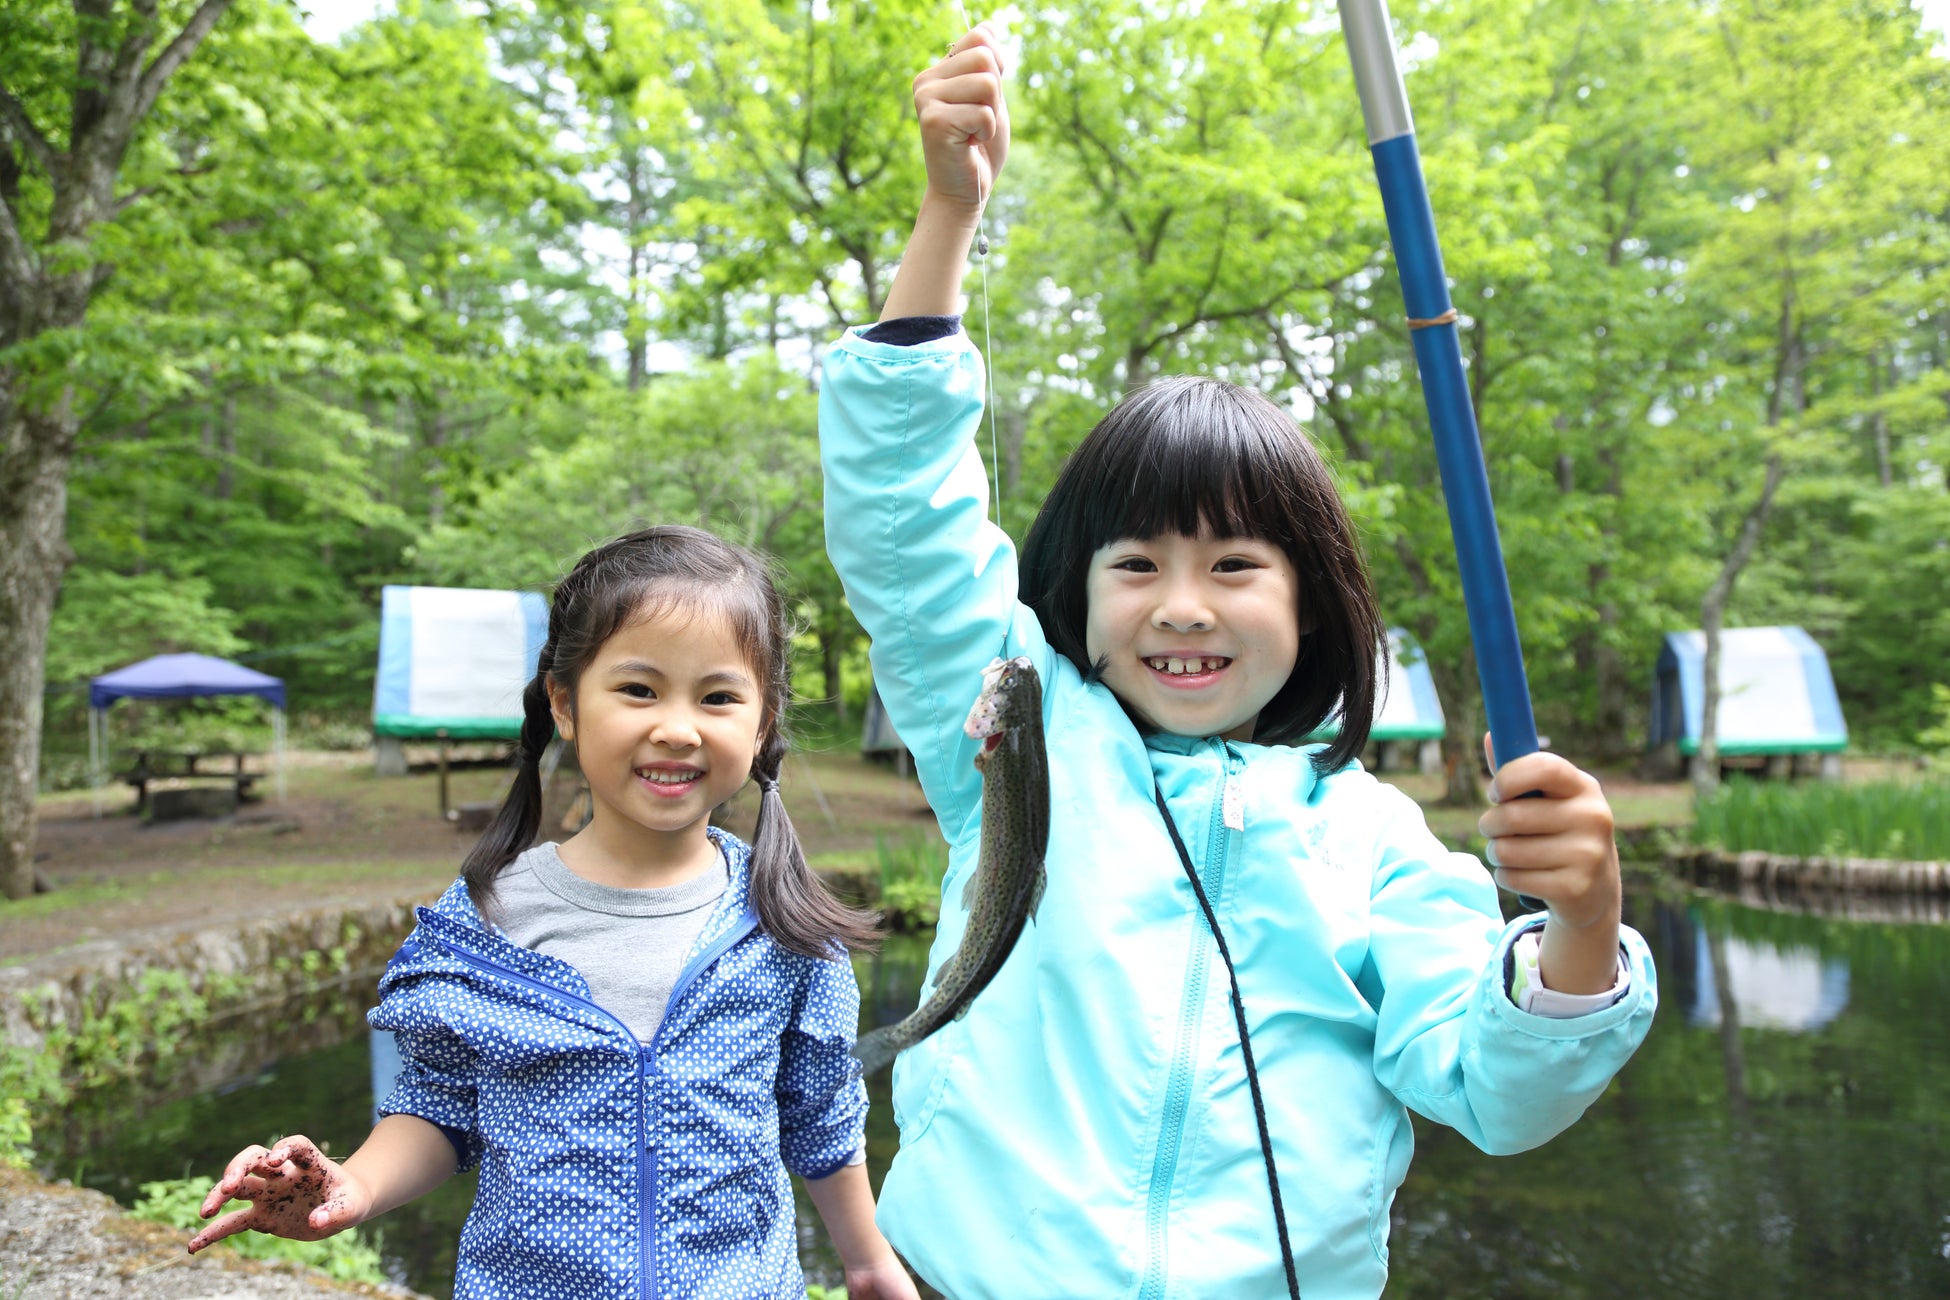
1650, 626, 1847, 771
87, 652, 287, 814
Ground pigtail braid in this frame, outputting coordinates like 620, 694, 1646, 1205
462, 646, 558, 917
748, 731, 881, 958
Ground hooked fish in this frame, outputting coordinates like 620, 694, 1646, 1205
852, 656, 1049, 1076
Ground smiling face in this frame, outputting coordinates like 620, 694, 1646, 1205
549, 598, 768, 880
1084, 530, 1303, 742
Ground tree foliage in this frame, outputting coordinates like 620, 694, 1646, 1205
5, 0, 1947, 838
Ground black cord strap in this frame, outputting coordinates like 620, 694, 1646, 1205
1152, 784, 1301, 1300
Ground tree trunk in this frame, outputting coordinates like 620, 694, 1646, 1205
0, 0, 242, 898
1589, 445, 1630, 758
1, 404, 77, 900
1422, 639, 1484, 806
1870, 351, 1892, 488
1693, 453, 1786, 800
623, 143, 649, 391
217, 392, 236, 499
820, 626, 847, 727
1706, 927, 1749, 1123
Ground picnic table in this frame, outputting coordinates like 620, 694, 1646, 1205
120, 747, 263, 814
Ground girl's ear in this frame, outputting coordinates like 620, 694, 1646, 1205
546, 678, 575, 741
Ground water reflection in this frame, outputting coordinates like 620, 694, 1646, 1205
47, 897, 1950, 1298
1681, 922, 1852, 1033
1388, 891, 1950, 1298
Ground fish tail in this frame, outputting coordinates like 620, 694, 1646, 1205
851, 1025, 903, 1077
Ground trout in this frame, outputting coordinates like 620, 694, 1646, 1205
852, 656, 1049, 1076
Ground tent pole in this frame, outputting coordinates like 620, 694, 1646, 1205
274, 707, 286, 802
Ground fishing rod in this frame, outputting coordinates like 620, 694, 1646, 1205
1337, 0, 1545, 792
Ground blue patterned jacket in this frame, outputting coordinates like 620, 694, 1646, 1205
370, 828, 866, 1300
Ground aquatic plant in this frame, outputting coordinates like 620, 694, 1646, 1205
1691, 778, 1950, 860
130, 1175, 387, 1284
0, 965, 253, 1167
875, 831, 950, 929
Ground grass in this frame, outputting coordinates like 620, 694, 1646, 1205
129, 1176, 387, 1283
875, 831, 951, 928
1690, 778, 1950, 860
2, 859, 444, 925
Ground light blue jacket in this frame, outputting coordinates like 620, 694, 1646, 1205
370, 828, 865, 1300
819, 328, 1658, 1300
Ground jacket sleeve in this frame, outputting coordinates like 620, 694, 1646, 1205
819, 328, 1059, 845
1361, 785, 1658, 1155
774, 951, 869, 1180
367, 963, 484, 1172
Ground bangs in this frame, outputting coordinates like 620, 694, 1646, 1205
1071, 379, 1318, 556
607, 578, 778, 688
548, 528, 788, 729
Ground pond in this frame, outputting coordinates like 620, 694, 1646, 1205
42, 886, 1950, 1298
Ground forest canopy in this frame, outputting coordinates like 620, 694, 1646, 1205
8, 0, 1947, 798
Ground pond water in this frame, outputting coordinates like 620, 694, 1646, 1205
45, 887, 1950, 1298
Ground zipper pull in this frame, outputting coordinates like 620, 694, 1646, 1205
1222, 770, 1244, 832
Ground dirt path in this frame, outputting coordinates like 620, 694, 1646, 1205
7, 746, 938, 968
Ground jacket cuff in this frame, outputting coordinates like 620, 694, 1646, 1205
860, 315, 963, 346
1508, 928, 1631, 1017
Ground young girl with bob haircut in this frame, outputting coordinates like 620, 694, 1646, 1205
818, 26, 1657, 1300
188, 525, 920, 1300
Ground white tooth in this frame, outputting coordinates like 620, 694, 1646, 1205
1167, 657, 1184, 675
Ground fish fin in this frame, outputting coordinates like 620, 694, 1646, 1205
958, 860, 985, 911
1028, 865, 1047, 922
928, 950, 960, 994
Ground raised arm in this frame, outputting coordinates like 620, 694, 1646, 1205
879, 23, 1010, 320
821, 24, 1052, 842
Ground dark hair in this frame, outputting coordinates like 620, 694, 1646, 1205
1019, 376, 1385, 775
462, 524, 879, 958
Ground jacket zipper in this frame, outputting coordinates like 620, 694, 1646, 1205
441, 907, 756, 1300
641, 910, 759, 1300
1138, 741, 1241, 1299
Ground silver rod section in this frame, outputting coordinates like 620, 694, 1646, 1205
1338, 0, 1414, 145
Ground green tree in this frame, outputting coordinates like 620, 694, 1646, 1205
1667, 0, 1947, 791
2, 0, 247, 899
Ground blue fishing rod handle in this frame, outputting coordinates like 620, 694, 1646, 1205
1370, 132, 1547, 912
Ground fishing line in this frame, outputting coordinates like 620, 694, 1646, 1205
953, 0, 1004, 527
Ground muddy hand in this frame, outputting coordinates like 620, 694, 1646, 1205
186, 1134, 365, 1253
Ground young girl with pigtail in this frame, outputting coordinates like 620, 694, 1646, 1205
188, 525, 920, 1300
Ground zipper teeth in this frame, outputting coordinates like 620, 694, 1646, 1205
444, 948, 656, 1297
1140, 916, 1210, 1297
1138, 745, 1235, 1300
637, 914, 751, 1300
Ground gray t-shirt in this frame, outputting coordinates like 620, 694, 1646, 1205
494, 841, 729, 1043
